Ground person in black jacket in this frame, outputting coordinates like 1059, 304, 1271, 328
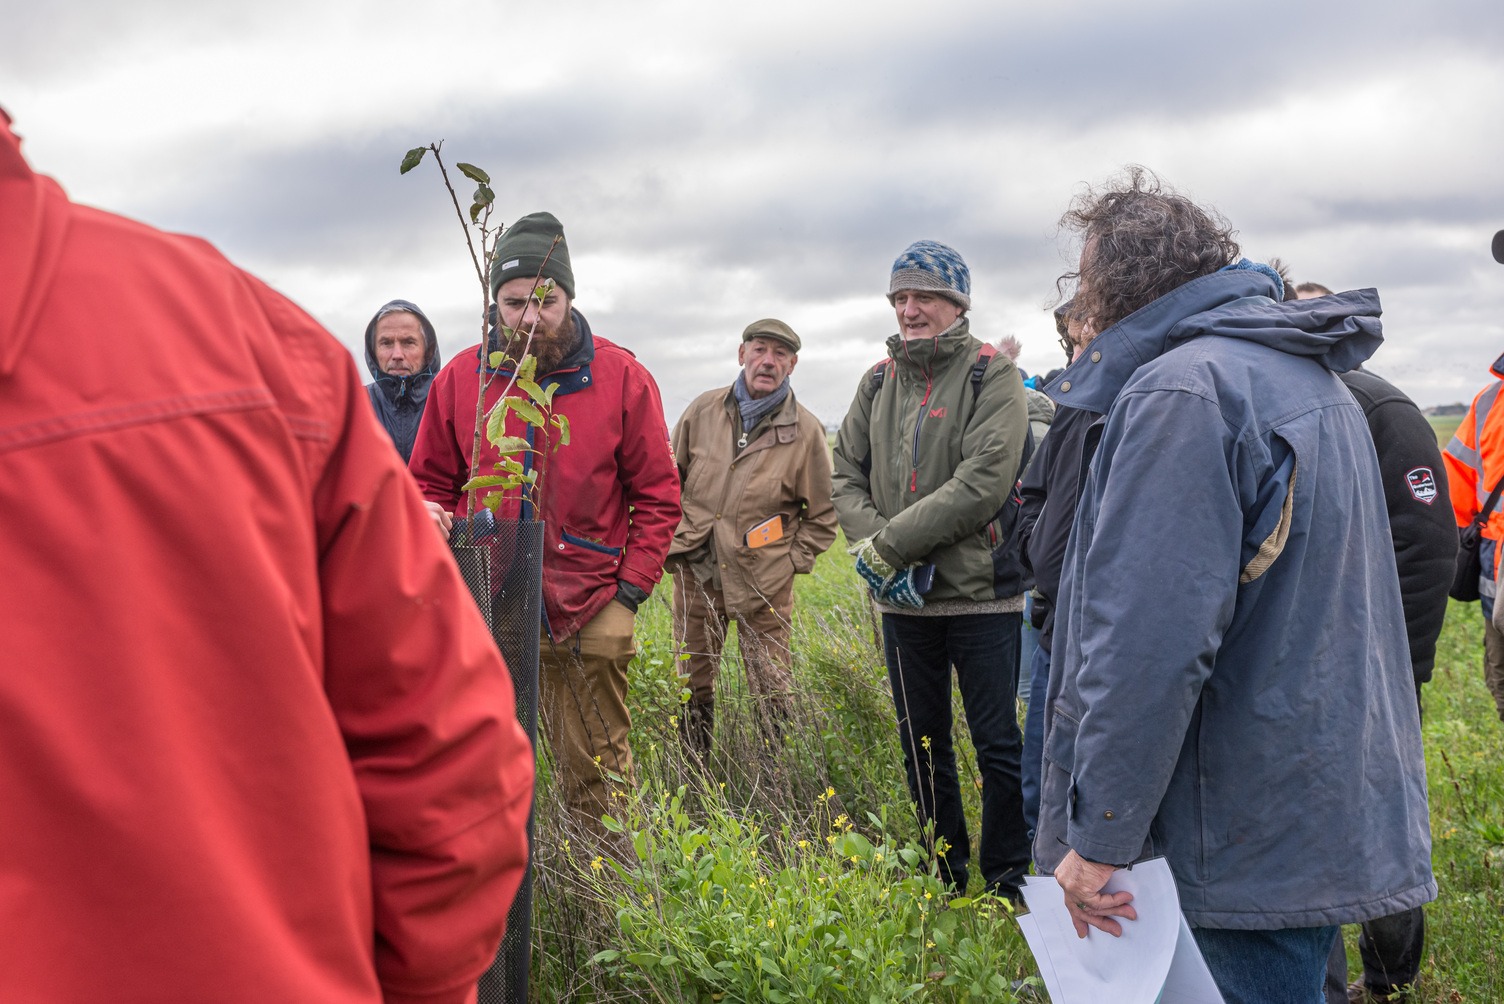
1016, 301, 1096, 843
1295, 283, 1457, 1004
363, 299, 441, 463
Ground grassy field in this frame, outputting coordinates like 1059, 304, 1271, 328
526, 548, 1504, 1002
1429, 414, 1464, 448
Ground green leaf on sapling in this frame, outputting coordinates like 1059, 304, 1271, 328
518, 378, 548, 405
456, 162, 491, 184
469, 185, 494, 223
399, 146, 427, 174
506, 396, 546, 427
486, 402, 509, 443
489, 435, 533, 456
461, 475, 515, 491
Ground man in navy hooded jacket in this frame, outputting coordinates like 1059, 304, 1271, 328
1035, 170, 1434, 1004
364, 299, 440, 463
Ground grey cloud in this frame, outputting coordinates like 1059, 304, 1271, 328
12, 0, 1501, 418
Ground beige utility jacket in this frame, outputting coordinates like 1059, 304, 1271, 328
668, 385, 839, 613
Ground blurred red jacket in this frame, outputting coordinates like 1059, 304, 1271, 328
0, 112, 533, 1004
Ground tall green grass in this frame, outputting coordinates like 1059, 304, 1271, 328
528, 545, 1504, 1002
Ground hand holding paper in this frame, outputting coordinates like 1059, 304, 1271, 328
1017, 857, 1225, 1004
1055, 849, 1137, 938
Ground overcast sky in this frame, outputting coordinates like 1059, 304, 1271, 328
6, 0, 1502, 423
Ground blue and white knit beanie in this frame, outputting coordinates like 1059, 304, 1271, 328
888, 240, 971, 310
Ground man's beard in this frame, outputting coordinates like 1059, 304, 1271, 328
506, 312, 578, 374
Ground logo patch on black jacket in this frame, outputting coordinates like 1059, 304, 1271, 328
1406, 467, 1438, 504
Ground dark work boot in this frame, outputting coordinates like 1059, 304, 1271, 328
680, 699, 714, 758
755, 695, 791, 750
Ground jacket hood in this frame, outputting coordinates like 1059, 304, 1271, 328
363, 299, 441, 390
0, 112, 70, 379
1046, 266, 1383, 415
1023, 384, 1056, 429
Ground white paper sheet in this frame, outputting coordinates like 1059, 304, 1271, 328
1017, 857, 1223, 1004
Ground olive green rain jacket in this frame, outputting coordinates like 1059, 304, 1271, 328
831, 318, 1030, 604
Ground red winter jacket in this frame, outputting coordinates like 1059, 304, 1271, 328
409, 318, 680, 639
0, 113, 533, 1004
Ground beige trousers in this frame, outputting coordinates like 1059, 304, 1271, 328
1485, 613, 1504, 721
539, 600, 637, 832
672, 575, 795, 713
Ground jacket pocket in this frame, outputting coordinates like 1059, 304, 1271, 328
1038, 705, 1082, 852
562, 530, 622, 557
555, 527, 624, 583
1043, 706, 1080, 775
1240, 436, 1297, 584
746, 533, 795, 596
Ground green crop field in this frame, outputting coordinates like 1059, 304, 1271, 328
1430, 414, 1464, 449
526, 549, 1504, 1002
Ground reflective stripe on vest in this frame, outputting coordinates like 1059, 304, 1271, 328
1473, 382, 1504, 507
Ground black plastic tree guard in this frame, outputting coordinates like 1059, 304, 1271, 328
450, 517, 543, 1004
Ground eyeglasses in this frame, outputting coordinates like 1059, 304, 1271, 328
1054, 298, 1075, 361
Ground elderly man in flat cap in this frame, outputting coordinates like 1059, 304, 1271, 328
667, 319, 838, 755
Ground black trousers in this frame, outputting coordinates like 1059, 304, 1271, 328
1325, 907, 1425, 999
882, 611, 1030, 897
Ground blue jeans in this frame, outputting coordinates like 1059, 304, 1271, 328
1021, 642, 1049, 845
882, 612, 1030, 897
1193, 926, 1339, 1004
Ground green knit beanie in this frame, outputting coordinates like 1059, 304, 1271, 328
489, 211, 574, 299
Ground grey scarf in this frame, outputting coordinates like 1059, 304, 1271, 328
732, 372, 789, 432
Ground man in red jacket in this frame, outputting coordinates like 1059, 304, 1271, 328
410, 212, 680, 833
0, 110, 534, 1003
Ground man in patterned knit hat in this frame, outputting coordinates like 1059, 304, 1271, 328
831, 240, 1034, 900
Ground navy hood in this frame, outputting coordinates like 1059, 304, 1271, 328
364, 299, 440, 387
362, 299, 441, 463
1046, 264, 1383, 416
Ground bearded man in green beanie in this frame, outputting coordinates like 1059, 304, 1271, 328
410, 212, 681, 835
